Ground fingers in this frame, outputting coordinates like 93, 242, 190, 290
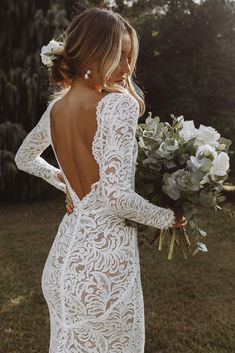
66, 188, 72, 202
66, 191, 73, 203
181, 216, 187, 223
178, 217, 188, 228
65, 187, 74, 215
181, 220, 188, 227
173, 215, 188, 228
65, 199, 74, 215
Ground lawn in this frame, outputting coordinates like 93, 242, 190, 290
0, 193, 235, 353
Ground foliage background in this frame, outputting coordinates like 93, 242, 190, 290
1, 2, 235, 353
1, 0, 235, 201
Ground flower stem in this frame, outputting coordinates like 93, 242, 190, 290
168, 227, 176, 260
158, 229, 165, 251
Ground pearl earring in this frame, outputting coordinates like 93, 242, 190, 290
84, 69, 91, 79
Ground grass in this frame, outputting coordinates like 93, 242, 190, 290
0, 193, 235, 353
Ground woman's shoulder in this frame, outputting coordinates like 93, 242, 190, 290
98, 91, 138, 111
46, 90, 138, 119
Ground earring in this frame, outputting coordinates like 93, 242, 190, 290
84, 69, 91, 79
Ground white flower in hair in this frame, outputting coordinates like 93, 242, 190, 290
40, 39, 64, 68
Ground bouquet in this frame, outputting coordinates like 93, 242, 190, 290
134, 113, 233, 260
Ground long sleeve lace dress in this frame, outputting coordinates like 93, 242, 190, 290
15, 92, 176, 353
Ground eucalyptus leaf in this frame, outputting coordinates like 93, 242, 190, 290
196, 242, 208, 252
198, 228, 207, 237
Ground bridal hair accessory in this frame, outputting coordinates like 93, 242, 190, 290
40, 39, 64, 68
84, 69, 91, 79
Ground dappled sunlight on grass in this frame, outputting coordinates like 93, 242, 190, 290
1, 291, 34, 314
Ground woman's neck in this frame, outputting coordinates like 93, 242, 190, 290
71, 76, 102, 93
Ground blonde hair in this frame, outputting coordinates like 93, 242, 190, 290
49, 6, 145, 116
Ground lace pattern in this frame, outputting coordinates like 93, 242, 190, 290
100, 93, 176, 230
14, 101, 66, 194
14, 91, 176, 353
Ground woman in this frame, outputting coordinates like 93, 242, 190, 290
15, 6, 187, 353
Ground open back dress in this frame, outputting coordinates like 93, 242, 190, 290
15, 91, 176, 353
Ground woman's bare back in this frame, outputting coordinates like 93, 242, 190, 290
50, 90, 106, 200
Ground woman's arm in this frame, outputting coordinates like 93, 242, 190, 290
101, 93, 176, 229
14, 107, 66, 193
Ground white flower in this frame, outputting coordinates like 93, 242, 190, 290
189, 145, 217, 175
179, 120, 198, 142
41, 39, 64, 55
40, 55, 54, 67
196, 144, 217, 160
40, 39, 64, 67
195, 124, 220, 148
210, 151, 230, 179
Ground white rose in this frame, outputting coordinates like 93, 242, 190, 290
195, 124, 220, 148
40, 53, 53, 67
196, 144, 217, 160
210, 151, 230, 179
40, 39, 64, 67
179, 120, 198, 142
45, 39, 64, 54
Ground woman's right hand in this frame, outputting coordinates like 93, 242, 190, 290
65, 187, 74, 215
172, 207, 187, 228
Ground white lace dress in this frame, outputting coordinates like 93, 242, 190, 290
15, 92, 176, 353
